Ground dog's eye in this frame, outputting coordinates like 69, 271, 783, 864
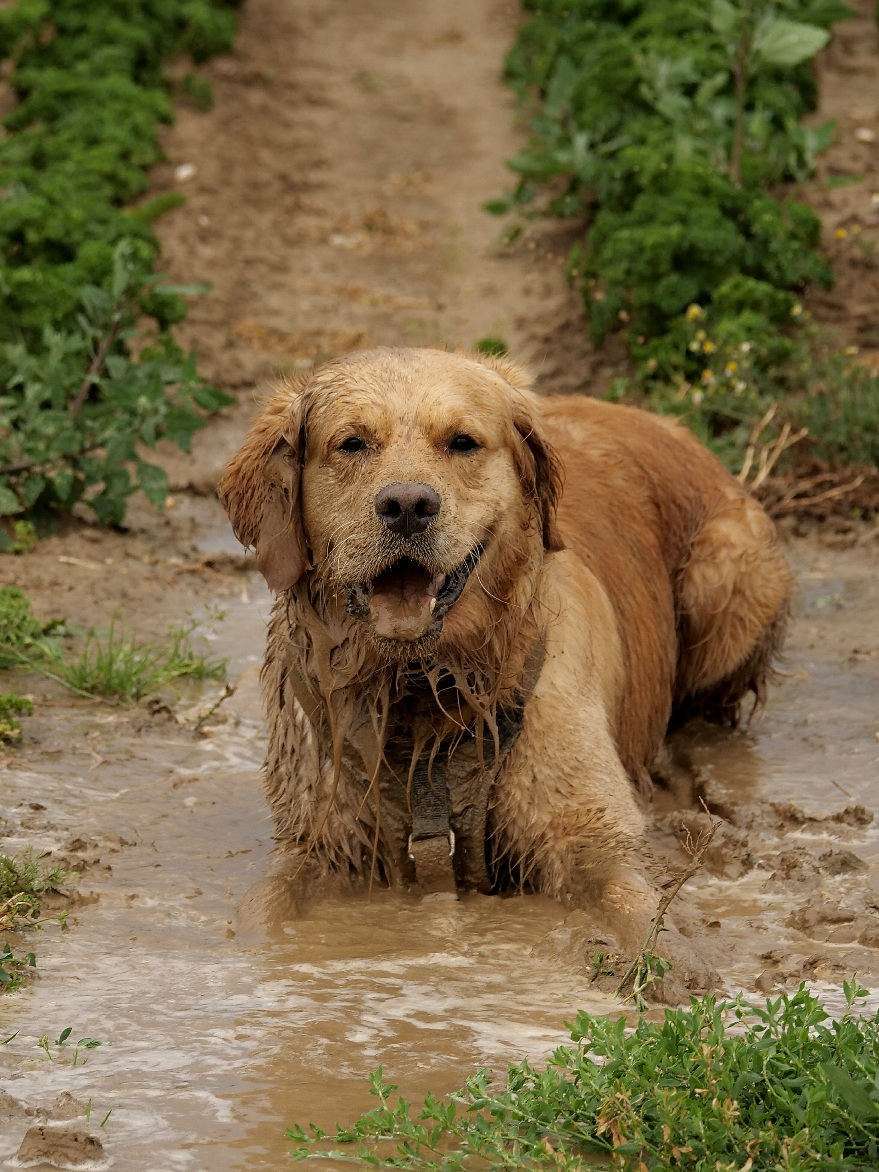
448, 434, 480, 454
338, 436, 366, 453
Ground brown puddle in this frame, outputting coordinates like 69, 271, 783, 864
2, 536, 878, 1169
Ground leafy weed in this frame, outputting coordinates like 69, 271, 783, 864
288, 981, 879, 1171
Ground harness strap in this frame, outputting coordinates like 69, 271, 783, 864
407, 632, 546, 894
407, 755, 457, 894
285, 631, 547, 896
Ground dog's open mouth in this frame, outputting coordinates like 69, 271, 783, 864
346, 547, 483, 641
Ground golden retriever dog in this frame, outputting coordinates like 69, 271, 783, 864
220, 347, 791, 992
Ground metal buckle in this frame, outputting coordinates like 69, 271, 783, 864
408, 830, 455, 860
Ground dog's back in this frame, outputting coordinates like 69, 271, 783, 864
540, 395, 792, 777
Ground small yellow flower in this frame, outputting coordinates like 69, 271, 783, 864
701, 369, 715, 385
843, 345, 859, 356
685, 304, 704, 321
688, 341, 702, 353
791, 303, 803, 317
725, 361, 738, 376
695, 329, 706, 340
851, 224, 862, 235
835, 227, 848, 239
702, 340, 716, 354
692, 390, 704, 406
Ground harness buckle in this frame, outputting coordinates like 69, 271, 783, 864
408, 829, 455, 860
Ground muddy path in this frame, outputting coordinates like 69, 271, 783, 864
2, 0, 879, 1167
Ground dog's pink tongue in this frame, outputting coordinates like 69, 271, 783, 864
368, 564, 441, 641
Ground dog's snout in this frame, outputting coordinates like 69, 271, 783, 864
374, 482, 441, 537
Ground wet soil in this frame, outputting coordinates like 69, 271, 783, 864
2, 0, 879, 1167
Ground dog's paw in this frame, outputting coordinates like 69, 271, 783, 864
597, 867, 720, 1001
645, 922, 719, 1000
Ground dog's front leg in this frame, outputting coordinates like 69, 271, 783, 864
493, 630, 718, 997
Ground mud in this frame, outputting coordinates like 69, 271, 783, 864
2, 0, 879, 1168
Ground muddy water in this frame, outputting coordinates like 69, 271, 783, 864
2, 535, 878, 1169
0, 573, 614, 1170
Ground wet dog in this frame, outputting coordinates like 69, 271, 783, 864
220, 347, 791, 991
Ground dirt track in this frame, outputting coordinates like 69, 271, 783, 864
1, 0, 878, 1167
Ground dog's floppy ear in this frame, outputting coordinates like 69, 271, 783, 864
511, 397, 566, 553
466, 350, 565, 553
471, 354, 565, 554
218, 385, 312, 592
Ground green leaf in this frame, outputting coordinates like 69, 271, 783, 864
51, 467, 75, 503
709, 0, 739, 38
755, 20, 830, 67
0, 485, 23, 516
137, 461, 169, 508
193, 385, 234, 411
821, 1064, 879, 1119
20, 474, 46, 509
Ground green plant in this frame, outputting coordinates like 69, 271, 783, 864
0, 585, 65, 669
43, 617, 227, 702
789, 350, 879, 469
473, 336, 510, 357
0, 941, 35, 990
0, 850, 72, 921
289, 981, 879, 1171
0, 849, 73, 991
37, 1026, 104, 1065
0, 853, 75, 989
0, 586, 226, 700
0, 0, 240, 531
494, 0, 862, 469
0, 692, 33, 743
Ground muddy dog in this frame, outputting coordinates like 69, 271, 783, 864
220, 347, 791, 991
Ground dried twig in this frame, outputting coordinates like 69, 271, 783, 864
738, 403, 777, 484
737, 405, 807, 493
616, 810, 721, 1005
772, 474, 866, 514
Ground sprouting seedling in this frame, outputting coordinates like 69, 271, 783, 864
39, 1027, 103, 1064
72, 1037, 102, 1066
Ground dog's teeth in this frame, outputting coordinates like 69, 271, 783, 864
429, 597, 437, 613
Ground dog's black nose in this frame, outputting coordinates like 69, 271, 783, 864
374, 482, 441, 537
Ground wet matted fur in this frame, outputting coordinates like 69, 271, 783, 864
220, 347, 792, 990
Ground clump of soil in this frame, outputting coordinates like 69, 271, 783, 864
15, 1125, 104, 1170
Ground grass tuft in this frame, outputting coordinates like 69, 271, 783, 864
0, 586, 226, 702
0, 850, 74, 991
42, 618, 226, 702
0, 693, 33, 743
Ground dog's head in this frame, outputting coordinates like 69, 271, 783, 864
220, 348, 563, 657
